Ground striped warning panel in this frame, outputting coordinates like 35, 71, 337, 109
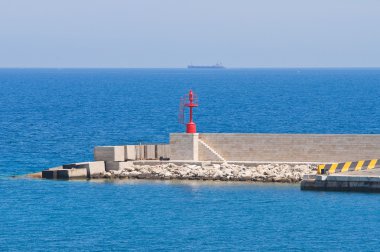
317, 159, 380, 175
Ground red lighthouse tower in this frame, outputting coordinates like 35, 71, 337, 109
179, 90, 198, 133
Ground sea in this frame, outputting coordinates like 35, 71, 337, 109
1, 68, 380, 251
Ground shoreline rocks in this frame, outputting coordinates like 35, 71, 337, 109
98, 163, 316, 183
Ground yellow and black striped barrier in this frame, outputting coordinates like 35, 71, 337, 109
317, 159, 379, 175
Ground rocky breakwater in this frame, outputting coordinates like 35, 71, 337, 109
102, 163, 316, 183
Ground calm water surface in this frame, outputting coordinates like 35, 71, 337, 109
1, 69, 380, 251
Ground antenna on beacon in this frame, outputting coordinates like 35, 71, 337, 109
178, 90, 198, 133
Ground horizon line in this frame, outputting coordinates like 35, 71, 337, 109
1, 66, 380, 70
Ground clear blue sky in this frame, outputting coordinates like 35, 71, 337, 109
0, 0, 379, 68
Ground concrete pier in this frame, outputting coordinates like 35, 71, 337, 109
301, 169, 380, 192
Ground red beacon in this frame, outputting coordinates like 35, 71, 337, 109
179, 90, 198, 133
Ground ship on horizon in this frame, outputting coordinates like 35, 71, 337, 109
187, 63, 225, 69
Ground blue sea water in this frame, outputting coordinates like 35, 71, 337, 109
1, 68, 380, 251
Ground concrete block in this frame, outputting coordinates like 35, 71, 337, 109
61, 161, 105, 177
157, 144, 170, 159
105, 161, 119, 171
76, 161, 105, 177
105, 161, 134, 171
94, 146, 125, 161
42, 166, 64, 179
145, 145, 156, 160
42, 170, 58, 179
57, 168, 87, 179
135, 145, 144, 160
125, 145, 137, 160
88, 161, 105, 176
170, 133, 199, 161
63, 163, 77, 169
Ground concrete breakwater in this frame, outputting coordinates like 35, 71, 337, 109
37, 133, 380, 186
100, 162, 315, 182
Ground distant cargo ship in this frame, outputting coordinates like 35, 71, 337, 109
187, 63, 225, 69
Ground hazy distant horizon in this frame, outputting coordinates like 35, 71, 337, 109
9, 66, 380, 69
1, 66, 380, 69
1, 0, 379, 68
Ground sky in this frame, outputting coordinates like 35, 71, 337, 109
0, 0, 379, 68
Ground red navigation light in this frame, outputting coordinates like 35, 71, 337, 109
178, 90, 198, 133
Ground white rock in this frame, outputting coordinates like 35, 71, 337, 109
212, 164, 221, 169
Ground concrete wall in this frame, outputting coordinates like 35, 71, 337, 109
95, 144, 170, 162
199, 133, 380, 162
170, 133, 380, 163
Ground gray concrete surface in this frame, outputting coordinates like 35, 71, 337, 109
145, 145, 156, 160
301, 168, 380, 192
156, 144, 170, 159
182, 133, 380, 162
105, 161, 134, 171
94, 146, 125, 161
57, 168, 88, 179
42, 161, 105, 179
170, 133, 199, 161
125, 145, 136, 160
